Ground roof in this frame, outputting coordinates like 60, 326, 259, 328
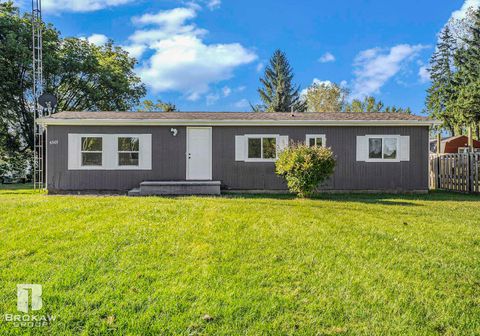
38, 111, 439, 127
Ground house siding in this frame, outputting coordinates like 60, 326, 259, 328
46, 125, 429, 193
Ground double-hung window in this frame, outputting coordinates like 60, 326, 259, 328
81, 137, 103, 166
306, 134, 326, 148
368, 136, 398, 160
69, 134, 152, 170
118, 137, 139, 166
247, 136, 277, 161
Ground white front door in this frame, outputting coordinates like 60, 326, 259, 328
186, 127, 212, 180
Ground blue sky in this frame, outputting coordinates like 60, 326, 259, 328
18, 0, 480, 113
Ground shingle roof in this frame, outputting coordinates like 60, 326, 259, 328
47, 111, 430, 121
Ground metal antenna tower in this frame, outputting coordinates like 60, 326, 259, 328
32, 0, 46, 190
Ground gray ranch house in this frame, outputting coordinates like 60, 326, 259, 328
38, 111, 437, 195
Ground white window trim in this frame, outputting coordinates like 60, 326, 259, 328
244, 134, 280, 162
305, 134, 326, 147
365, 135, 401, 163
68, 134, 152, 170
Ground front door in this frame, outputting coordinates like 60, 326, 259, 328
186, 127, 212, 180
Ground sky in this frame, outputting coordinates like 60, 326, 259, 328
15, 0, 480, 114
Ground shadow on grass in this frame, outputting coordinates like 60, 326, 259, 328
223, 190, 480, 204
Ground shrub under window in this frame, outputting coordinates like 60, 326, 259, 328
276, 143, 336, 197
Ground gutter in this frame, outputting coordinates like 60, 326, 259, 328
37, 118, 441, 127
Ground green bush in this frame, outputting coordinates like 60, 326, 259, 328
275, 144, 336, 197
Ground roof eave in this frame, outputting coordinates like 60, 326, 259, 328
37, 118, 440, 127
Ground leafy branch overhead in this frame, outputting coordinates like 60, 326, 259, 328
0, 2, 146, 154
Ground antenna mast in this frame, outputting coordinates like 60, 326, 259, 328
32, 0, 46, 190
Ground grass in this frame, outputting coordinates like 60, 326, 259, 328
0, 188, 479, 335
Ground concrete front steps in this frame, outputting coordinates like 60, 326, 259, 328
128, 181, 221, 196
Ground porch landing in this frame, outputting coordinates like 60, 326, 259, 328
128, 181, 221, 196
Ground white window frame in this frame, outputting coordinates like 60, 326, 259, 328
80, 136, 103, 167
117, 136, 140, 167
305, 134, 326, 147
244, 134, 279, 162
68, 134, 152, 170
365, 135, 401, 163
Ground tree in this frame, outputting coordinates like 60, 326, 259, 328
304, 82, 349, 112
343, 96, 411, 113
452, 9, 480, 138
425, 25, 458, 134
0, 2, 146, 155
255, 50, 306, 112
139, 100, 178, 112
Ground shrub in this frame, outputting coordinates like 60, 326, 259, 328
275, 144, 336, 197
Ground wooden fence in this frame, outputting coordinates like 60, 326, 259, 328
429, 153, 480, 193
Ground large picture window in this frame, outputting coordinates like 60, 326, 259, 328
81, 137, 103, 166
247, 136, 277, 161
118, 137, 139, 166
368, 137, 398, 161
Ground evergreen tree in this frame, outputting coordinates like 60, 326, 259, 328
453, 9, 480, 138
425, 25, 458, 134
255, 50, 306, 112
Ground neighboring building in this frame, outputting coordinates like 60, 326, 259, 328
38, 111, 438, 195
430, 135, 480, 154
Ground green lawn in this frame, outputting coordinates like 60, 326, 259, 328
0, 189, 479, 335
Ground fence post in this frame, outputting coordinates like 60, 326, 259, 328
469, 153, 474, 193
436, 155, 441, 189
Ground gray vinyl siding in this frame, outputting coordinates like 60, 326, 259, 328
46, 125, 429, 192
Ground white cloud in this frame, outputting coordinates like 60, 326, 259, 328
123, 45, 146, 59
233, 99, 250, 109
42, 0, 134, 12
351, 44, 429, 99
300, 78, 334, 96
451, 0, 480, 20
207, 0, 221, 10
256, 62, 265, 73
128, 7, 256, 100
87, 33, 109, 46
318, 52, 335, 63
206, 93, 220, 105
418, 65, 430, 83
222, 86, 232, 97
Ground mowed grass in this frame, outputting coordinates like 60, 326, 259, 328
0, 188, 479, 335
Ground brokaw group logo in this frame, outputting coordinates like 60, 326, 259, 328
17, 284, 43, 313
3, 284, 56, 328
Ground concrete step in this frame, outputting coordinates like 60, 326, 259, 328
135, 181, 221, 196
127, 188, 141, 196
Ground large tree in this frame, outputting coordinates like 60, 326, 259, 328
452, 9, 480, 138
425, 26, 458, 134
139, 100, 178, 112
0, 2, 146, 154
255, 50, 306, 112
344, 96, 411, 114
304, 82, 349, 112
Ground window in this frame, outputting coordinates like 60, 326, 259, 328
306, 134, 326, 148
118, 137, 139, 166
81, 137, 102, 166
68, 134, 152, 170
357, 135, 409, 162
368, 136, 398, 161
247, 136, 277, 160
